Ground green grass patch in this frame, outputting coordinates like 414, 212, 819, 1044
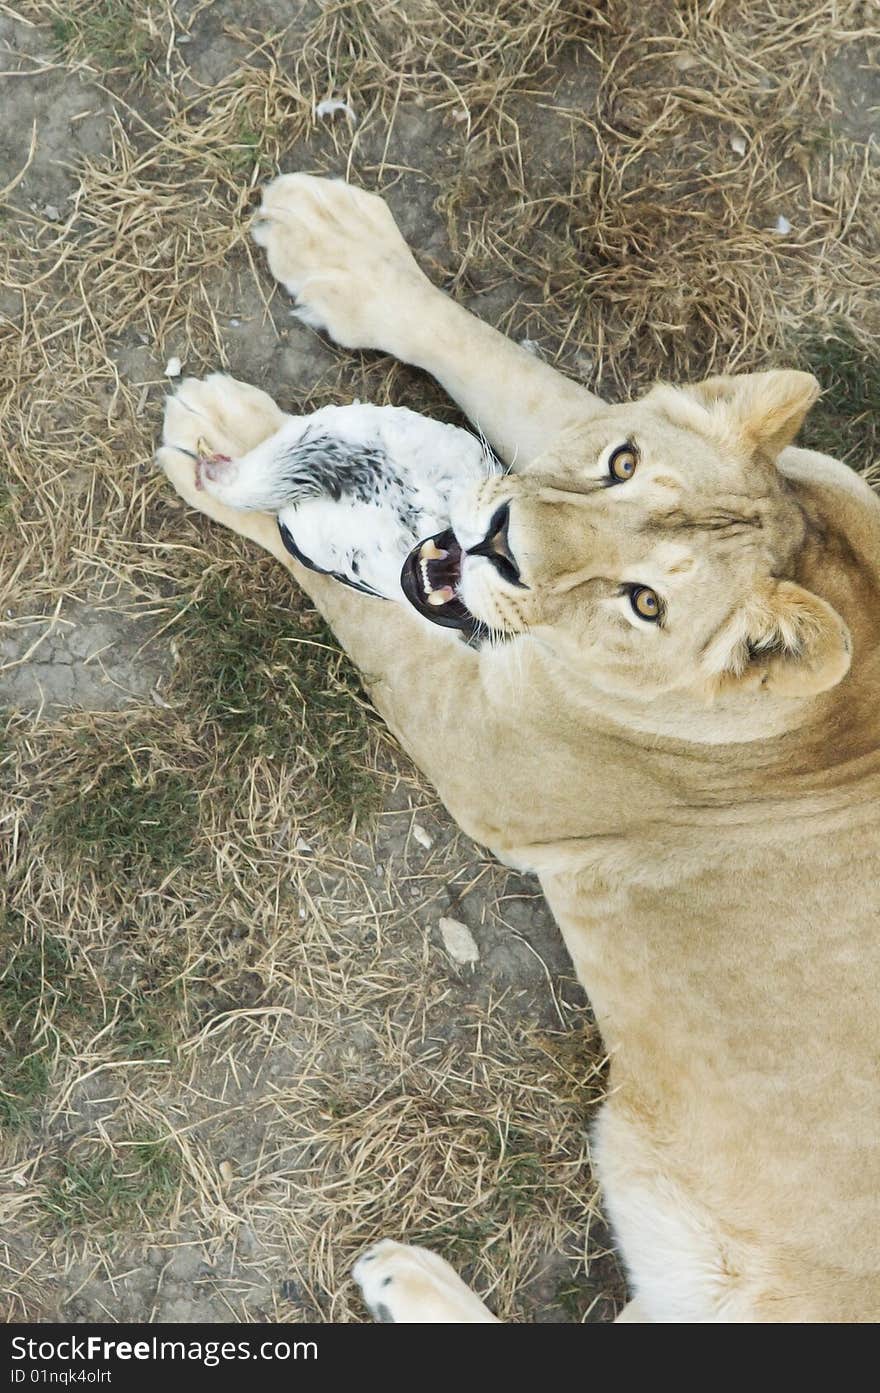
51, 2, 161, 76
112, 984, 180, 1060
45, 739, 199, 877
494, 1146, 554, 1216
0, 914, 185, 1129
0, 922, 69, 1130
409, 1216, 497, 1270
41, 1136, 182, 1231
556, 1273, 601, 1322
50, 16, 77, 47
177, 576, 382, 832
219, 122, 262, 173
797, 324, 880, 472
0, 1052, 50, 1131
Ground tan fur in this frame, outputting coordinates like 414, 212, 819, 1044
161, 175, 880, 1322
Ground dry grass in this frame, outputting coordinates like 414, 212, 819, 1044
1, 0, 877, 1323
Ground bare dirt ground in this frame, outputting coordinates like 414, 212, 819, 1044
1, 0, 877, 1323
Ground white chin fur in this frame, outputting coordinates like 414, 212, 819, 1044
459, 565, 497, 631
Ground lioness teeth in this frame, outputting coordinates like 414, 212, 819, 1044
420, 539, 449, 562
427, 586, 455, 606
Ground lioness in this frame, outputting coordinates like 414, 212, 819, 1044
159, 175, 880, 1322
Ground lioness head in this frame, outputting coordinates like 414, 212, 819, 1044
404, 371, 852, 702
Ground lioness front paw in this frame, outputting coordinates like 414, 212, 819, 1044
158, 373, 284, 508
352, 1240, 499, 1323
252, 174, 431, 352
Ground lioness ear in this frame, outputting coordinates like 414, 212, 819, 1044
702, 580, 851, 698
685, 370, 820, 457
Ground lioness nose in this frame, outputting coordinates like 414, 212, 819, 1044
467, 501, 512, 559
466, 502, 524, 586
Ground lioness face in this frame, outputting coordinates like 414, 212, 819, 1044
407, 372, 852, 702
453, 400, 806, 698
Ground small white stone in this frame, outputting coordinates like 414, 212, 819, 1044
42, 204, 61, 222
439, 916, 480, 965
219, 1159, 235, 1186
295, 837, 312, 853
774, 215, 792, 235
412, 823, 433, 850
729, 135, 747, 156
164, 356, 182, 377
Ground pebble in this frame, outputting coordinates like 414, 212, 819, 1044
439, 916, 480, 965
412, 823, 433, 850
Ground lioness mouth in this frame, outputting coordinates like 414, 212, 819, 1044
401, 529, 481, 635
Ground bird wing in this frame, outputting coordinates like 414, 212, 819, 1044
277, 491, 417, 600
219, 403, 497, 600
277, 519, 385, 598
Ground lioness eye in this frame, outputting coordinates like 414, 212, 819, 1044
629, 585, 661, 622
608, 443, 638, 482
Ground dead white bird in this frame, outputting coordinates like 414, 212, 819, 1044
171, 400, 499, 633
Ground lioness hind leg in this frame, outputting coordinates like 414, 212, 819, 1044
353, 1241, 500, 1323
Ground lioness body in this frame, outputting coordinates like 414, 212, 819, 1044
160, 176, 880, 1321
